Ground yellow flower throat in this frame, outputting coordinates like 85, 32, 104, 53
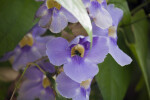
71, 44, 85, 57
42, 77, 51, 88
19, 34, 34, 48
46, 0, 61, 10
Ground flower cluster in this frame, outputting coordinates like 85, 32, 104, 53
0, 0, 132, 100
17, 60, 55, 100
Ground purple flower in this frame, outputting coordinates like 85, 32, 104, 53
31, 24, 47, 38
0, 34, 54, 70
82, 0, 112, 29
35, 0, 78, 33
83, 0, 107, 8
56, 72, 92, 100
82, 0, 91, 8
93, 4, 132, 66
17, 60, 55, 100
46, 36, 108, 82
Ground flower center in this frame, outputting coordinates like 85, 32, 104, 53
46, 0, 61, 10
108, 26, 116, 38
80, 79, 91, 89
42, 76, 51, 88
96, 0, 103, 4
71, 44, 85, 57
19, 34, 34, 48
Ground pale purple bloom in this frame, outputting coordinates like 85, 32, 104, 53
83, 0, 107, 8
82, 0, 112, 29
82, 0, 91, 8
17, 60, 55, 100
46, 36, 108, 82
31, 24, 47, 38
56, 72, 92, 100
0, 34, 54, 70
93, 4, 132, 66
35, 0, 78, 33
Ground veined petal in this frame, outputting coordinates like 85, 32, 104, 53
46, 37, 69, 66
18, 80, 41, 93
69, 35, 85, 46
89, 1, 112, 29
82, 0, 90, 8
60, 7, 78, 23
6, 36, 53, 71
92, 22, 108, 36
31, 24, 47, 38
39, 9, 53, 28
25, 67, 43, 80
56, 72, 80, 98
35, 36, 55, 44
0, 51, 14, 62
18, 82, 55, 100
91, 0, 107, 8
107, 4, 123, 26
18, 81, 42, 100
73, 88, 87, 100
13, 47, 42, 70
35, 3, 48, 18
35, 36, 55, 56
101, 0, 107, 8
64, 56, 99, 82
109, 38, 132, 66
50, 8, 68, 33
85, 36, 109, 64
39, 61, 55, 73
39, 88, 55, 100
25, 61, 55, 80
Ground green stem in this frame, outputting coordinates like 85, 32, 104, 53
10, 65, 29, 100
131, 1, 150, 15
28, 62, 46, 75
121, 15, 149, 27
10, 62, 46, 100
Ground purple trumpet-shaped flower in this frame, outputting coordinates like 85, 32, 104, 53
56, 72, 92, 100
31, 24, 47, 38
46, 36, 108, 82
82, 0, 91, 8
93, 4, 132, 66
82, 0, 112, 29
17, 60, 55, 100
35, 0, 78, 33
0, 34, 54, 70
83, 0, 107, 8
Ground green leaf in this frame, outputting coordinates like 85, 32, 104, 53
0, 81, 11, 100
90, 80, 102, 100
129, 9, 150, 98
55, 0, 93, 44
0, 0, 41, 56
95, 54, 132, 100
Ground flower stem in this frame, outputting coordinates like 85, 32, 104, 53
10, 65, 29, 100
10, 62, 46, 100
131, 0, 150, 15
28, 62, 46, 75
120, 15, 149, 27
